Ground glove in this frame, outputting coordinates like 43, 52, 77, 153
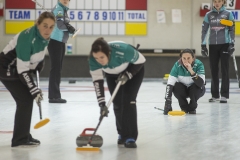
201, 45, 208, 57
32, 60, 44, 74
33, 89, 43, 106
99, 103, 109, 117
116, 71, 133, 85
227, 43, 235, 56
163, 98, 172, 115
65, 23, 75, 34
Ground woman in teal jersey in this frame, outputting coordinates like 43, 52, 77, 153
201, 0, 235, 103
48, 0, 75, 103
0, 12, 55, 147
164, 49, 206, 115
89, 37, 146, 148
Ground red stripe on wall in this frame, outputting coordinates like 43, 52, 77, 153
0, 8, 3, 16
236, 0, 240, 9
6, 0, 35, 9
126, 0, 147, 10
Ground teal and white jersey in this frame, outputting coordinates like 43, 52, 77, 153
1, 25, 49, 74
202, 6, 235, 45
50, 2, 70, 43
89, 41, 146, 81
167, 59, 205, 87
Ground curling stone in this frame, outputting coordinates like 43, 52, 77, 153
76, 128, 103, 148
162, 74, 169, 84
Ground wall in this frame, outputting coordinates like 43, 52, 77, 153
40, 54, 240, 79
0, 0, 239, 59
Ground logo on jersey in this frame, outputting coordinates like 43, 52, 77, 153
211, 26, 224, 31
221, 15, 227, 19
210, 19, 221, 23
94, 82, 101, 97
116, 51, 124, 55
210, 15, 215, 19
57, 11, 63, 16
110, 44, 120, 48
25, 28, 31, 34
32, 38, 36, 44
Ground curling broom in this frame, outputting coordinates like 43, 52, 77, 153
76, 80, 122, 151
34, 71, 50, 129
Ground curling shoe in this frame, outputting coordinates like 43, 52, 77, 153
118, 135, 124, 145
30, 137, 40, 145
49, 98, 67, 103
220, 97, 227, 103
188, 110, 196, 114
209, 97, 220, 102
124, 138, 137, 148
11, 141, 40, 147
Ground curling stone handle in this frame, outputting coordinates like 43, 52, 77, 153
81, 128, 95, 136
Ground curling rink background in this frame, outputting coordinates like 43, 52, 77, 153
1, 79, 240, 160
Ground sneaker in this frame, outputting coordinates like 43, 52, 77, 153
188, 110, 196, 114
220, 97, 227, 103
124, 138, 137, 148
49, 98, 67, 103
117, 135, 124, 145
11, 141, 39, 147
209, 97, 220, 102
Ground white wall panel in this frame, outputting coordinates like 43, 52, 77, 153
109, 0, 117, 10
93, 0, 101, 9
85, 22, 93, 35
52, 0, 58, 8
44, 0, 52, 9
101, 0, 109, 9
93, 22, 101, 35
117, 0, 125, 10
85, 0, 93, 9
77, 0, 85, 9
69, 0, 77, 9
117, 22, 125, 35
101, 23, 109, 35
109, 23, 117, 35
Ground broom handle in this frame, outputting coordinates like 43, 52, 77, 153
154, 107, 164, 111
36, 71, 43, 119
88, 81, 122, 145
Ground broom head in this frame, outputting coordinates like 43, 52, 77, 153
34, 118, 50, 129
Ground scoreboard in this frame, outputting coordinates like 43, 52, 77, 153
5, 0, 147, 36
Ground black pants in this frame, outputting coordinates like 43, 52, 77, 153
48, 39, 65, 99
173, 82, 205, 111
1, 79, 34, 146
105, 67, 144, 142
209, 44, 230, 98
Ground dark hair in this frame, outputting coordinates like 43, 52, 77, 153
89, 37, 110, 58
36, 12, 55, 25
180, 49, 195, 58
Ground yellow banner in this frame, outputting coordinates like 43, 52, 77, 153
236, 22, 240, 35
6, 21, 34, 34
125, 23, 147, 35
